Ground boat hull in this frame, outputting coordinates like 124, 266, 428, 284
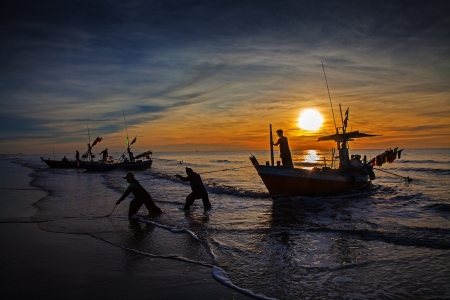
41, 158, 79, 168
250, 157, 369, 198
80, 160, 153, 171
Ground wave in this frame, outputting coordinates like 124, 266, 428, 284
397, 159, 450, 165
210, 159, 242, 164
309, 227, 450, 250
385, 167, 450, 176
206, 182, 270, 199
424, 203, 450, 213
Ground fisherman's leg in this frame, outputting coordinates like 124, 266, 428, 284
184, 193, 197, 210
128, 198, 143, 219
143, 196, 163, 214
201, 193, 211, 209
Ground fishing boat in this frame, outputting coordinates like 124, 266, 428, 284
250, 123, 378, 198
40, 157, 79, 168
40, 135, 103, 169
79, 111, 154, 172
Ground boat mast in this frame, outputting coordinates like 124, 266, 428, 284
87, 124, 92, 161
270, 124, 274, 166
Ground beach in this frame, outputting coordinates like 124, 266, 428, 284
0, 159, 253, 300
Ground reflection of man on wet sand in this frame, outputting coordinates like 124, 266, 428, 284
273, 129, 293, 167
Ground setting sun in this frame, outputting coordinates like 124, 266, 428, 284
298, 109, 324, 131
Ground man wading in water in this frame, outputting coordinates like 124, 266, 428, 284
116, 172, 162, 219
175, 167, 211, 210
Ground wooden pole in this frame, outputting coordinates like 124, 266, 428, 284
270, 124, 274, 166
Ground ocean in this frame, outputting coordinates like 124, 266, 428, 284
1, 148, 449, 299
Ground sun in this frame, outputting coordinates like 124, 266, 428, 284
297, 109, 324, 131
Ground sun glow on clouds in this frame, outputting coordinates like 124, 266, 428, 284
297, 109, 323, 131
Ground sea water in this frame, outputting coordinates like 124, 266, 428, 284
1, 149, 449, 299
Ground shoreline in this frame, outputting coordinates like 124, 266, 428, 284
0, 160, 253, 300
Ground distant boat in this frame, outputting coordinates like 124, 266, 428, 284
41, 157, 79, 168
40, 135, 103, 169
80, 112, 153, 172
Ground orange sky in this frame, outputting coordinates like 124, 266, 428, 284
1, 2, 449, 154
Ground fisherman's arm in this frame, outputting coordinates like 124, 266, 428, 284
116, 186, 132, 204
175, 174, 190, 182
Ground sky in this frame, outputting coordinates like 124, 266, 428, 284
1, 0, 449, 155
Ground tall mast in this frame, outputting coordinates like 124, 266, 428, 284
321, 61, 338, 134
270, 124, 274, 166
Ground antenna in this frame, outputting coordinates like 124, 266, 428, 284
321, 61, 338, 133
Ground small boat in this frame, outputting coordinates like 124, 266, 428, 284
41, 157, 79, 168
40, 136, 103, 169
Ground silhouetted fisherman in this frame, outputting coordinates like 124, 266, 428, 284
99, 148, 108, 162
272, 129, 293, 167
175, 167, 211, 210
116, 172, 162, 219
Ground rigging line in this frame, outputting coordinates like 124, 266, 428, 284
321, 61, 337, 132
138, 165, 254, 181
374, 168, 412, 182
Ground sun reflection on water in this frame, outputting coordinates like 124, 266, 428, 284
304, 150, 319, 163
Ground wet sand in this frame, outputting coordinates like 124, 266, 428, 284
0, 162, 252, 300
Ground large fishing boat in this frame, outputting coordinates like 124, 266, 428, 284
250, 122, 379, 198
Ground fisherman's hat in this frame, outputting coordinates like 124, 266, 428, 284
123, 172, 135, 179
185, 167, 194, 174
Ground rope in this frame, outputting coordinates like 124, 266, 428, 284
374, 168, 412, 182
104, 204, 117, 217
199, 165, 253, 174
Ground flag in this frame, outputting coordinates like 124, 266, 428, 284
131, 136, 137, 145
343, 108, 349, 127
92, 136, 102, 147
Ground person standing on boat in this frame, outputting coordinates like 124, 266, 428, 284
273, 129, 294, 167
75, 150, 80, 161
116, 172, 163, 219
99, 148, 108, 163
175, 167, 211, 210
